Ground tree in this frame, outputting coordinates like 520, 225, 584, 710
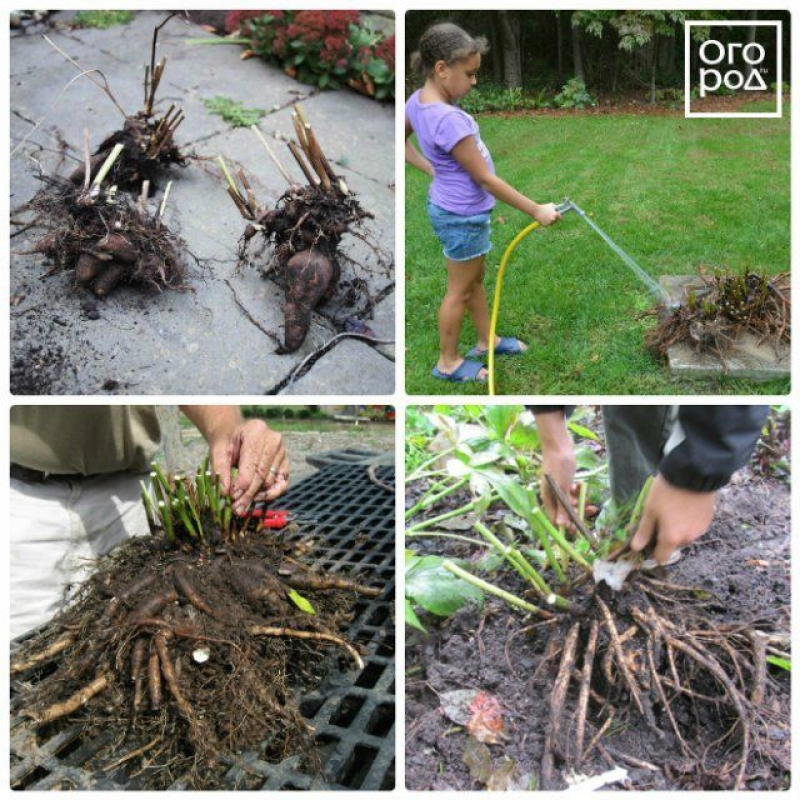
497, 11, 522, 88
573, 10, 684, 102
570, 16, 585, 83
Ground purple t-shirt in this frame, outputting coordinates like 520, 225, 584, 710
406, 89, 495, 216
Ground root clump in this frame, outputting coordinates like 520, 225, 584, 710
227, 107, 374, 353
538, 574, 786, 790
19, 175, 186, 297
11, 467, 380, 790
644, 269, 790, 361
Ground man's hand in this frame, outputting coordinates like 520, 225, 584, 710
180, 407, 290, 514
630, 474, 716, 564
208, 419, 289, 514
535, 411, 576, 530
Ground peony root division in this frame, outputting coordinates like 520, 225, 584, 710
223, 106, 373, 353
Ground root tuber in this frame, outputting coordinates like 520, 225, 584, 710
26, 673, 109, 725
279, 249, 337, 354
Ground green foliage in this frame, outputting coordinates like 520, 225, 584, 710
459, 85, 547, 115
203, 96, 266, 128
405, 405, 613, 628
236, 12, 395, 99
143, 458, 240, 546
288, 588, 316, 615
552, 79, 596, 110
72, 10, 135, 29
572, 10, 685, 51
405, 552, 484, 626
771, 82, 790, 95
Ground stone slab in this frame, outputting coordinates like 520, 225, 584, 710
282, 339, 394, 395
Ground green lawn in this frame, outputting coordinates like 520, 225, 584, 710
405, 108, 790, 395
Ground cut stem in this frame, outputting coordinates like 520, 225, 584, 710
251, 125, 293, 185
404, 477, 468, 520
91, 143, 124, 191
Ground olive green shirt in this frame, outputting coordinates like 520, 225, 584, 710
11, 406, 161, 475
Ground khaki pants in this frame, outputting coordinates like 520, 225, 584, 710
10, 472, 149, 639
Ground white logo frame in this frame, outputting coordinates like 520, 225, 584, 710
685, 20, 782, 119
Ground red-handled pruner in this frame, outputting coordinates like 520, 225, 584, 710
245, 505, 293, 529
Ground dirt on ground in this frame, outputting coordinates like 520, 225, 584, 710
405, 468, 791, 791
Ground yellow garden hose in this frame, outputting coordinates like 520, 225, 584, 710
488, 199, 578, 395
488, 220, 541, 395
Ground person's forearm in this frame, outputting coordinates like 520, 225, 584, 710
534, 409, 571, 455
179, 406, 243, 444
405, 140, 434, 176
479, 174, 544, 218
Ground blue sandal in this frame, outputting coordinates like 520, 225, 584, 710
467, 336, 527, 359
432, 359, 487, 383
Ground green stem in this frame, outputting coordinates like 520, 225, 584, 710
405, 477, 468, 520
406, 447, 455, 483
628, 475, 654, 532
217, 156, 240, 199
473, 521, 570, 607
527, 512, 567, 582
140, 481, 156, 530
174, 499, 199, 539
406, 496, 485, 533
532, 508, 593, 571
158, 501, 175, 543
443, 561, 547, 617
92, 143, 124, 189
578, 481, 588, 526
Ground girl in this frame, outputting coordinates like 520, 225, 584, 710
406, 22, 561, 383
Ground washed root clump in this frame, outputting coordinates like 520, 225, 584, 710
11, 464, 379, 789
644, 269, 790, 360
223, 106, 374, 353
17, 164, 186, 297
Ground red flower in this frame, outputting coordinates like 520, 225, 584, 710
225, 10, 269, 34
375, 34, 395, 72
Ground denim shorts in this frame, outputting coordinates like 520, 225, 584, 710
427, 201, 492, 262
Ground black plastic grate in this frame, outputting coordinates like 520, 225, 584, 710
10, 462, 396, 791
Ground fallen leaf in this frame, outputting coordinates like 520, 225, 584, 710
463, 741, 530, 790
440, 689, 477, 726
487, 758, 529, 791
746, 559, 770, 568
435, 516, 475, 531
466, 690, 505, 744
463, 739, 492, 784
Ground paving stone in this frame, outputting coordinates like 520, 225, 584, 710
282, 340, 394, 395
9, 11, 395, 396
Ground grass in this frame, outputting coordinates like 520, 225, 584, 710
405, 108, 790, 395
71, 10, 135, 29
203, 96, 266, 128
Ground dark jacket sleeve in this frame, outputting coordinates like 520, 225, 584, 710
659, 406, 769, 491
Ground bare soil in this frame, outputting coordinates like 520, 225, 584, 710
405, 470, 790, 790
